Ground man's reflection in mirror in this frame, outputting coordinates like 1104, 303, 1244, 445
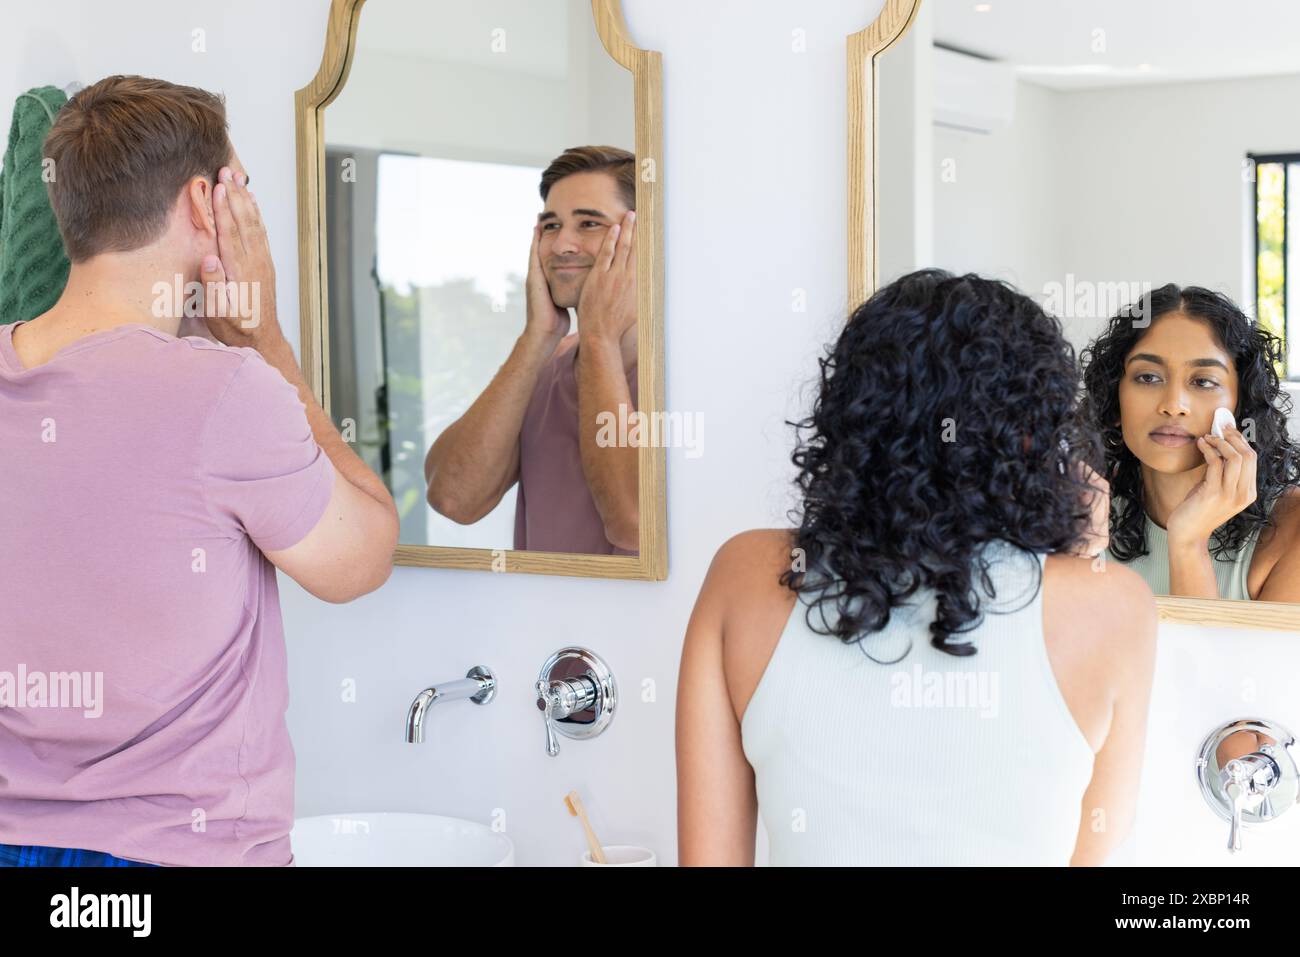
424, 146, 639, 555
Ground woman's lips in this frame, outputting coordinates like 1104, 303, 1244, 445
1149, 430, 1195, 448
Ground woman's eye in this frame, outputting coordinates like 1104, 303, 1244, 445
1194, 377, 1221, 390
1134, 372, 1160, 384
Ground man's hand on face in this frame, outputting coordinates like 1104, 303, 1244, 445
524, 220, 572, 350
577, 210, 636, 348
201, 166, 284, 349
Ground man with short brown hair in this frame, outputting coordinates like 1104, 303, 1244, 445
425, 145, 641, 555
0, 75, 398, 866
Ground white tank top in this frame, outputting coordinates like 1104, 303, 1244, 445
741, 540, 1096, 866
1107, 510, 1259, 601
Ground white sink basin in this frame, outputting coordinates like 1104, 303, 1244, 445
290, 812, 515, 867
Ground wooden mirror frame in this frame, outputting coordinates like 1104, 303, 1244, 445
853, 0, 1300, 630
295, 0, 667, 580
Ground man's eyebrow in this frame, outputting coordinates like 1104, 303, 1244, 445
536, 208, 610, 222
1125, 352, 1230, 373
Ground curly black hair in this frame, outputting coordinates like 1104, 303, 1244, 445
1079, 284, 1300, 563
780, 269, 1104, 659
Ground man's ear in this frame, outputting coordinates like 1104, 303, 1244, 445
187, 176, 216, 238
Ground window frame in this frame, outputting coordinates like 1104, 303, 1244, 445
1249, 150, 1300, 381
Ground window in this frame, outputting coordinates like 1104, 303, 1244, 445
373, 153, 545, 548
1251, 152, 1300, 379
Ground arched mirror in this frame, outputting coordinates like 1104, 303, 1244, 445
296, 0, 666, 579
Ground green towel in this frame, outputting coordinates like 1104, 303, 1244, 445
0, 86, 70, 326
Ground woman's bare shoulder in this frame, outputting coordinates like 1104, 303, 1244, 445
703, 528, 803, 629
1253, 487, 1300, 598
708, 528, 798, 579
705, 528, 802, 723
1264, 486, 1300, 541
1041, 553, 1158, 750
1043, 553, 1158, 650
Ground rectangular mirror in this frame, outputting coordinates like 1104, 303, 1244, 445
296, 0, 666, 579
868, 0, 1300, 628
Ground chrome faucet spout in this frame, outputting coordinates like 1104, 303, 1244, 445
404, 667, 497, 744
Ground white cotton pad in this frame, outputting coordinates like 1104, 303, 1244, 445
1211, 407, 1236, 439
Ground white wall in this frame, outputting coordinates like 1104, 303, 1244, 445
903, 67, 1300, 351
4, 0, 1297, 869
1136, 623, 1300, 866
1058, 73, 1300, 321
928, 81, 1066, 327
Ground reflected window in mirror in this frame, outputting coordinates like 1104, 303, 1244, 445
1252, 152, 1300, 379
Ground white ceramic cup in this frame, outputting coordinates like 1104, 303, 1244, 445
580, 845, 657, 866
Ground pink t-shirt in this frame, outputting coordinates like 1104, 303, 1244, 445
514, 335, 638, 555
0, 321, 335, 866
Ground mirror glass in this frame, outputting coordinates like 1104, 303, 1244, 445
879, 0, 1300, 604
324, 0, 638, 555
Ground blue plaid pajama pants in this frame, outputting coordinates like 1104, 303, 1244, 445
0, 842, 161, 866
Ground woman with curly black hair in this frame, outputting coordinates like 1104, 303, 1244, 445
1081, 285, 1300, 601
677, 269, 1156, 867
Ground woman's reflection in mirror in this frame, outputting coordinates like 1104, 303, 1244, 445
1082, 285, 1300, 602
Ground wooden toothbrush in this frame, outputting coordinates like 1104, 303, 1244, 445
563, 790, 607, 864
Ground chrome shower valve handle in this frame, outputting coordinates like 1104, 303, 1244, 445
1225, 777, 1246, 853
1197, 719, 1297, 853
535, 677, 581, 757
535, 647, 618, 757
